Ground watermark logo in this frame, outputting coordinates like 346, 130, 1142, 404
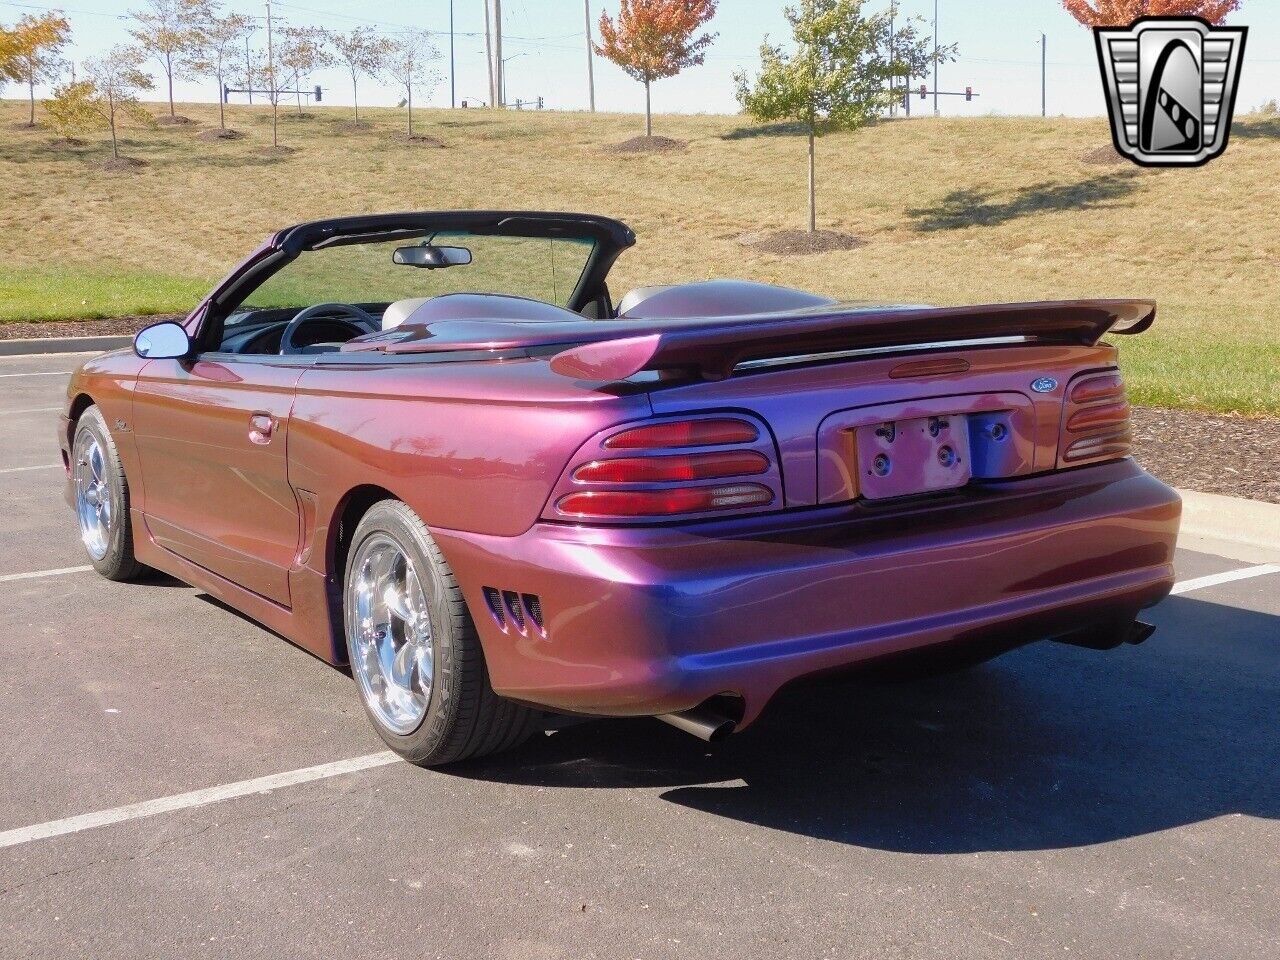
1095, 16, 1247, 168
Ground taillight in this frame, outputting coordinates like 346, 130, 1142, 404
1059, 369, 1132, 466
604, 418, 759, 449
545, 415, 782, 523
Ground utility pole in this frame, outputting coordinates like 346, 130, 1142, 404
484, 0, 495, 108
1040, 32, 1047, 117
449, 0, 456, 108
494, 0, 504, 107
584, 0, 595, 112
932, 0, 939, 116
888, 0, 896, 117
265, 0, 277, 146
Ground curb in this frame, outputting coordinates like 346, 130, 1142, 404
0, 336, 133, 356
1176, 488, 1280, 554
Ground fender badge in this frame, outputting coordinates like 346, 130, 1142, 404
1030, 377, 1058, 394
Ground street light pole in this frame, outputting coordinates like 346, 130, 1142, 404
932, 0, 939, 116
1040, 32, 1047, 117
585, 0, 595, 112
501, 52, 525, 106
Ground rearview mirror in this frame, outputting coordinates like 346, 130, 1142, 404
392, 245, 473, 269
134, 321, 191, 360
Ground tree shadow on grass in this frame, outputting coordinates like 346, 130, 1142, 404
907, 170, 1141, 231
720, 121, 810, 141
1231, 117, 1280, 140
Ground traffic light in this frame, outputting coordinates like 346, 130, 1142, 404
965, 86, 972, 102
314, 85, 323, 103
919, 84, 927, 100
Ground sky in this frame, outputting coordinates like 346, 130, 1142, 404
1, 0, 1276, 119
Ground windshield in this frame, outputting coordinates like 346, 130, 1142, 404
226, 229, 596, 327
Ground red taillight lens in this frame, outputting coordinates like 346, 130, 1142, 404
557, 484, 774, 518
1066, 400, 1130, 433
572, 451, 770, 484
1070, 372, 1125, 404
1059, 369, 1132, 467
604, 418, 759, 450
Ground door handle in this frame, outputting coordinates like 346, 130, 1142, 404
249, 413, 275, 445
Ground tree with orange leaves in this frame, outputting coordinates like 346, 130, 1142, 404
596, 0, 717, 137
1061, 1, 1240, 27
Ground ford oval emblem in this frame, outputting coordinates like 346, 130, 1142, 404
1030, 377, 1058, 394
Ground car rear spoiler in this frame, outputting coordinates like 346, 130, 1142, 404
548, 299, 1157, 381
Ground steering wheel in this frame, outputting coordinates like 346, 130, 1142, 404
278, 302, 379, 355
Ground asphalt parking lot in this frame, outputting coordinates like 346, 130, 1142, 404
1, 351, 1277, 960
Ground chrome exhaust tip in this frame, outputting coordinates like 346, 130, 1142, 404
655, 706, 737, 743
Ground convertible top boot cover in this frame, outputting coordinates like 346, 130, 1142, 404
616, 280, 835, 320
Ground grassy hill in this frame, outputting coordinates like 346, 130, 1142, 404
1, 99, 1277, 414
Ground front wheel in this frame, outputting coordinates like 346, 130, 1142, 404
72, 406, 144, 582
342, 500, 540, 766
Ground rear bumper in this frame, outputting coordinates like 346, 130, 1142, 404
434, 459, 1180, 725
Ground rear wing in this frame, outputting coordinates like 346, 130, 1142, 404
549, 300, 1156, 382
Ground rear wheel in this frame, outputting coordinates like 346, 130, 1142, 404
72, 406, 144, 582
342, 500, 540, 766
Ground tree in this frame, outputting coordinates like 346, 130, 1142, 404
128, 0, 212, 120
385, 31, 441, 137
47, 47, 155, 160
736, 0, 944, 233
1062, 1, 1240, 26
328, 27, 392, 124
596, 0, 718, 137
192, 9, 252, 129
4, 13, 72, 128
278, 25, 333, 116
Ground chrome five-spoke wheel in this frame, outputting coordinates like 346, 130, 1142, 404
74, 430, 115, 561
347, 533, 435, 735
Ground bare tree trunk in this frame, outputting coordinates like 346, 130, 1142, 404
295, 70, 303, 115
406, 86, 413, 136
644, 78, 651, 137
352, 74, 359, 121
217, 72, 226, 129
484, 0, 494, 107
28, 77, 36, 126
807, 125, 816, 233
109, 96, 119, 159
166, 53, 175, 117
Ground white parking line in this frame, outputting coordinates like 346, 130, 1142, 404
0, 752, 400, 850
0, 561, 1275, 851
0, 464, 61, 474
0, 370, 73, 378
0, 565, 93, 583
1169, 564, 1280, 595
1, 406, 63, 414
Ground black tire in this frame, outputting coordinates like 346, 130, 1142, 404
342, 500, 541, 766
72, 406, 145, 582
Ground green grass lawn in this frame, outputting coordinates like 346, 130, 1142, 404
1, 100, 1277, 414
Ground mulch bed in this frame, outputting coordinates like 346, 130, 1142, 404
402, 134, 446, 147
0, 315, 181, 340
1131, 407, 1280, 504
1081, 144, 1127, 165
740, 229, 865, 255
3, 318, 1274, 502
154, 115, 195, 126
196, 128, 246, 142
99, 156, 148, 170
604, 135, 686, 154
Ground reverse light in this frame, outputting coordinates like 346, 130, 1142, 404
557, 484, 774, 518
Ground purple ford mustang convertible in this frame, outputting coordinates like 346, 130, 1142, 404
59, 211, 1181, 765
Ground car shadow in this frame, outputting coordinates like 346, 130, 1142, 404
455, 595, 1278, 854
906, 171, 1140, 231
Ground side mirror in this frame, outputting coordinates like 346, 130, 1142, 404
392, 244, 473, 269
134, 321, 192, 360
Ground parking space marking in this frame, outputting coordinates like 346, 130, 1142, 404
1, 406, 63, 414
1169, 564, 1280, 595
0, 752, 399, 850
0, 565, 93, 583
0, 370, 73, 378
0, 464, 61, 474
